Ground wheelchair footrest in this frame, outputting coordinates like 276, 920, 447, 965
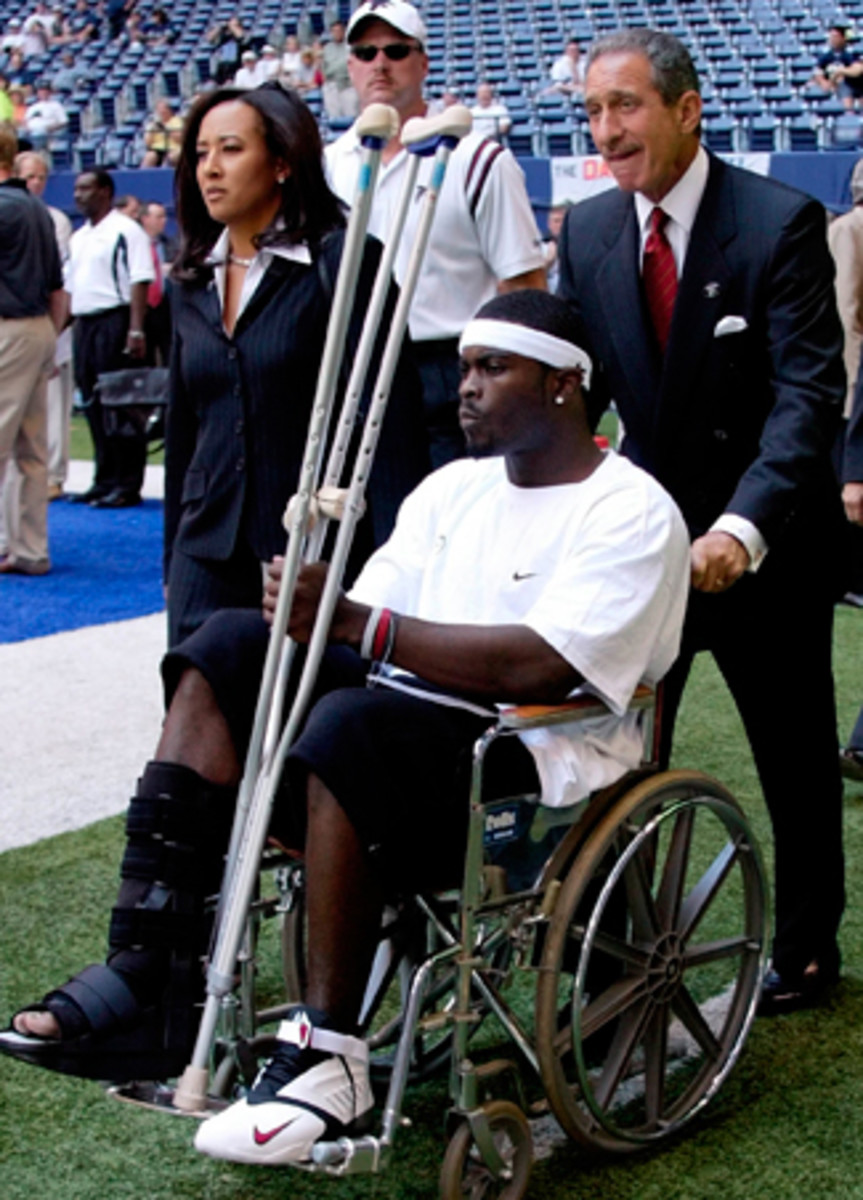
307, 1134, 387, 1175
106, 1079, 228, 1118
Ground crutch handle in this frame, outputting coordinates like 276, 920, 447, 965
401, 105, 473, 151
355, 102, 400, 142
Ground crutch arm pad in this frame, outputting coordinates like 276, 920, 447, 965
355, 102, 400, 142
402, 105, 473, 151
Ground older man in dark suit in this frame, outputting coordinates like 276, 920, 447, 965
559, 28, 846, 1014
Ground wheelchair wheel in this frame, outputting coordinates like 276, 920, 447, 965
440, 1100, 533, 1200
535, 770, 767, 1152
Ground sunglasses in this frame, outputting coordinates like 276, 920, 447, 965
351, 42, 417, 63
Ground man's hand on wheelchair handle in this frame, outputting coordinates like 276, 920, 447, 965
843, 481, 863, 526
690, 531, 749, 593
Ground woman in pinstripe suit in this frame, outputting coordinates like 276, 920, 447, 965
165, 83, 427, 645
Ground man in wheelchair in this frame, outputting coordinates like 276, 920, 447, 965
0, 291, 690, 1167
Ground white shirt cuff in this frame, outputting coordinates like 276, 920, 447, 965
710, 513, 768, 572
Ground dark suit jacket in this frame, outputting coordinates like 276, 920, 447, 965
164, 230, 428, 581
558, 154, 845, 574
844, 346, 863, 483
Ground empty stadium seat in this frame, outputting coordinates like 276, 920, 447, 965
0, 0, 853, 176
704, 116, 739, 152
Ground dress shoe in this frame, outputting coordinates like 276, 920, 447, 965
89, 489, 142, 509
757, 959, 840, 1017
68, 485, 109, 504
840, 748, 863, 783
0, 556, 51, 576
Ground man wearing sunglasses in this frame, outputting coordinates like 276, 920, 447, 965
326, 0, 547, 470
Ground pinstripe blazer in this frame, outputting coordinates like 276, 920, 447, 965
164, 229, 429, 581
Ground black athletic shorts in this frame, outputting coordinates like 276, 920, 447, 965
162, 608, 540, 891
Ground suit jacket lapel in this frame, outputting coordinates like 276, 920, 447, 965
232, 256, 300, 337
657, 155, 737, 445
187, 272, 224, 338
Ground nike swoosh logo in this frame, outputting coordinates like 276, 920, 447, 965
253, 1117, 298, 1145
512, 572, 538, 582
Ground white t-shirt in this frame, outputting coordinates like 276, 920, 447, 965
470, 102, 511, 140
550, 53, 585, 87
233, 63, 266, 88
325, 125, 545, 342
350, 452, 691, 806
65, 208, 154, 314
25, 97, 68, 135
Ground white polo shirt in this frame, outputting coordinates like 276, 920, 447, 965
65, 208, 154, 315
325, 125, 545, 342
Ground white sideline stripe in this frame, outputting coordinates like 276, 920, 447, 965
0, 461, 167, 854
0, 612, 167, 854
66, 458, 165, 500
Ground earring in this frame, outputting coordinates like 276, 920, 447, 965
554, 395, 566, 406
276, 174, 286, 184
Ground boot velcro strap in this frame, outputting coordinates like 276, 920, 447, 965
120, 841, 215, 890
126, 792, 209, 846
276, 1015, 369, 1064
110, 905, 201, 951
44, 964, 140, 1035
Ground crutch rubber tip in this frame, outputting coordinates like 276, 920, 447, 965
355, 102, 400, 142
401, 105, 473, 147
173, 1064, 211, 1114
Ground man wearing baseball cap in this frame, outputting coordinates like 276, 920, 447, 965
326, 0, 547, 468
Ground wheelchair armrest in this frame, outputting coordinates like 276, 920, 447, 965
497, 683, 655, 731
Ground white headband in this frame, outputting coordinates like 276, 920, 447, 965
459, 318, 592, 390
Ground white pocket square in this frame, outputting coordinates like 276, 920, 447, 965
714, 315, 748, 337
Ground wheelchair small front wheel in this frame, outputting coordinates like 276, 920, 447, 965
439, 1100, 533, 1200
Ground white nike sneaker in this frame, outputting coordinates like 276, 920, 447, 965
194, 1007, 374, 1166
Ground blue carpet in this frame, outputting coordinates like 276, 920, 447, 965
0, 498, 165, 644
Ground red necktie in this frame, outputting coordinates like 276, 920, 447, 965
643, 207, 677, 352
147, 239, 163, 308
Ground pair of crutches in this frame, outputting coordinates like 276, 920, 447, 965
173, 102, 474, 1112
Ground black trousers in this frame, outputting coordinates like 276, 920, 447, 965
659, 574, 844, 979
413, 338, 465, 470
144, 298, 172, 368
73, 307, 147, 497
165, 540, 265, 648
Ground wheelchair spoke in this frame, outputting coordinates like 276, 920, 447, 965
678, 839, 739, 941
588, 928, 652, 971
593, 996, 653, 1110
642, 1004, 670, 1128
670, 983, 722, 1061
655, 806, 695, 928
683, 934, 751, 968
579, 972, 650, 1041
622, 843, 662, 943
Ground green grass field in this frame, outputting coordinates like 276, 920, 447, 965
4, 419, 863, 1200
2, 607, 862, 1199
69, 414, 164, 466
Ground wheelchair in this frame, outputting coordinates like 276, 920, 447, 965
114, 683, 768, 1197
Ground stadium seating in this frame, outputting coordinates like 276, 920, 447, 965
1, 0, 862, 164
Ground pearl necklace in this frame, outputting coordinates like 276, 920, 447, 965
228, 253, 255, 268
